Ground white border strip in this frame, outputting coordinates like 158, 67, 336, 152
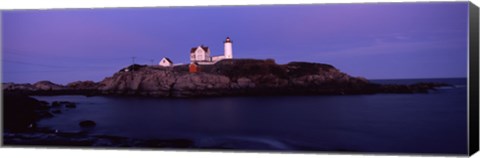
0, 0, 470, 10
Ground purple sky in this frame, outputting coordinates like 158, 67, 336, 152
2, 2, 469, 84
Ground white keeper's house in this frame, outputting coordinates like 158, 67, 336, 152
190, 37, 233, 65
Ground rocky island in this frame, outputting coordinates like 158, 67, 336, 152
2, 59, 449, 97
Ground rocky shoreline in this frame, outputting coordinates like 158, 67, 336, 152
1, 94, 294, 150
2, 94, 201, 149
2, 59, 451, 98
4, 131, 195, 148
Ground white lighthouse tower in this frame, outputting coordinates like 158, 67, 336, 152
224, 37, 233, 59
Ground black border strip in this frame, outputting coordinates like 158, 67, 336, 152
469, 1, 479, 156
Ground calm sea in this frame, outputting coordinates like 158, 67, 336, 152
33, 78, 468, 154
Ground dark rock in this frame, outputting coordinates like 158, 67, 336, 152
51, 101, 61, 107
119, 64, 147, 72
79, 120, 96, 127
3, 93, 53, 132
36, 111, 54, 118
52, 101, 77, 108
51, 109, 62, 114
65, 102, 76, 108
39, 101, 50, 106
38, 103, 51, 110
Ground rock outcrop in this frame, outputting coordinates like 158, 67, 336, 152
33, 81, 66, 91
2, 82, 36, 91
66, 81, 100, 90
95, 59, 372, 97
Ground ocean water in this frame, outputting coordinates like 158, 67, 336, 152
33, 78, 468, 154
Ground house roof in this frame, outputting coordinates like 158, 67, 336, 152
162, 57, 173, 63
190, 46, 209, 54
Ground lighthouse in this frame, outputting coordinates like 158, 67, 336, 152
224, 37, 233, 59
189, 37, 234, 65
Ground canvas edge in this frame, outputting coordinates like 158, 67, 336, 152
469, 1, 480, 156
0, 10, 4, 147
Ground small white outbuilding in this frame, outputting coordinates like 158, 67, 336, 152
159, 57, 173, 67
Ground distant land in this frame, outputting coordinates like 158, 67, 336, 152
2, 59, 450, 97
